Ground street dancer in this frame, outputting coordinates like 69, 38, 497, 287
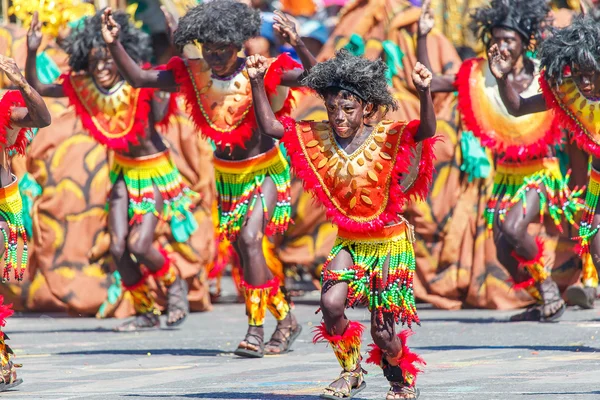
0, 54, 52, 389
417, 0, 583, 321
248, 50, 435, 399
490, 14, 600, 311
102, 0, 316, 356
26, 10, 195, 331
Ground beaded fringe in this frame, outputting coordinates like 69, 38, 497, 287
575, 167, 600, 280
108, 152, 199, 238
485, 163, 582, 233
322, 234, 419, 327
0, 177, 27, 281
214, 152, 292, 242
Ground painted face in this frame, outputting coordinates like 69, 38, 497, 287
88, 48, 121, 90
202, 42, 240, 76
490, 27, 524, 68
324, 90, 371, 139
571, 64, 600, 98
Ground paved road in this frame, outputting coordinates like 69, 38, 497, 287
4, 290, 600, 400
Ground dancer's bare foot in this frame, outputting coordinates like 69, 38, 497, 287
264, 313, 302, 355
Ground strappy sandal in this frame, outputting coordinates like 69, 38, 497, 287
510, 305, 542, 322
234, 332, 264, 358
166, 277, 189, 327
113, 312, 160, 332
386, 382, 420, 399
320, 368, 367, 399
0, 343, 22, 392
538, 279, 566, 323
264, 324, 302, 355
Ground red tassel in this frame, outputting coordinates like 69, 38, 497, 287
239, 276, 280, 293
150, 246, 172, 278
0, 90, 29, 155
0, 296, 14, 327
366, 330, 426, 386
511, 236, 544, 267
510, 277, 536, 290
312, 321, 365, 344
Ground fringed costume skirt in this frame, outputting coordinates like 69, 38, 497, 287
213, 146, 292, 242
321, 221, 419, 327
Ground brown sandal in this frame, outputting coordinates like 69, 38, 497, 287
113, 312, 160, 332
320, 368, 366, 399
166, 277, 189, 327
386, 382, 420, 399
265, 324, 302, 355
234, 332, 264, 358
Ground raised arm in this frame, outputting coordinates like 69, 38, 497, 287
1, 55, 51, 128
416, 0, 456, 93
412, 62, 436, 142
488, 44, 547, 116
102, 8, 177, 91
247, 55, 285, 139
25, 12, 65, 98
273, 11, 317, 87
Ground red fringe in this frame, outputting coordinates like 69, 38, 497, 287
510, 277, 536, 290
456, 59, 563, 161
511, 236, 544, 267
167, 53, 300, 151
150, 246, 172, 278
61, 73, 155, 151
0, 90, 29, 155
366, 330, 426, 386
312, 320, 365, 344
239, 276, 280, 294
539, 72, 600, 158
0, 296, 14, 327
281, 117, 435, 232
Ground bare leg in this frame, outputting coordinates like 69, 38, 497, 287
501, 187, 564, 319
108, 178, 142, 287
233, 177, 296, 353
109, 178, 159, 331
320, 248, 363, 394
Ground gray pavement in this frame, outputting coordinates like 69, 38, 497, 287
4, 288, 600, 400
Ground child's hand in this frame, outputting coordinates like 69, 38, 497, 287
27, 12, 43, 52
412, 62, 432, 92
488, 43, 513, 79
246, 55, 269, 80
101, 8, 121, 44
273, 11, 300, 46
418, 0, 435, 38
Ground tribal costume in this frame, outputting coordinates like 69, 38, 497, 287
166, 54, 298, 242
0, 91, 33, 282
166, 54, 299, 334
453, 0, 583, 304
536, 16, 600, 303
281, 115, 434, 390
60, 73, 199, 242
455, 58, 581, 246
